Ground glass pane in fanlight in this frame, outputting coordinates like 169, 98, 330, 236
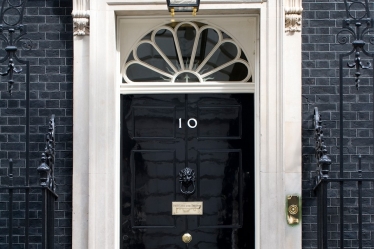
222, 32, 231, 39
141, 32, 152, 41
195, 28, 219, 66
126, 64, 171, 82
137, 43, 170, 73
154, 29, 179, 70
200, 42, 238, 73
177, 24, 196, 66
204, 62, 249, 82
123, 21, 252, 83
126, 51, 135, 63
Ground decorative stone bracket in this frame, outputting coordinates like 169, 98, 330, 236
285, 9, 302, 32
285, 0, 303, 32
72, 0, 89, 36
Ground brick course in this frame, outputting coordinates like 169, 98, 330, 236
302, 1, 374, 248
0, 0, 371, 248
0, 1, 72, 248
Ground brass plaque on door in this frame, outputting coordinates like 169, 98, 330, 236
172, 202, 203, 215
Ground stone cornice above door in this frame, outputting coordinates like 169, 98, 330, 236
106, 0, 264, 5
284, 0, 303, 32
72, 0, 90, 36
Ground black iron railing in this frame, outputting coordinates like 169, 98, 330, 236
0, 1, 57, 248
314, 1, 374, 248
0, 116, 57, 249
314, 108, 374, 249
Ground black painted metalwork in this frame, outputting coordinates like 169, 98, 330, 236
179, 167, 196, 197
39, 115, 57, 249
313, 108, 331, 249
314, 107, 331, 185
0, 1, 58, 248
0, 0, 31, 94
337, 0, 374, 90
38, 115, 56, 191
37, 115, 56, 190
314, 108, 374, 248
0, 116, 57, 249
314, 2, 374, 247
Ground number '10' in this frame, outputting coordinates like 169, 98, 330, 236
179, 118, 198, 129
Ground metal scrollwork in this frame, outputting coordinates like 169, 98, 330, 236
37, 115, 56, 191
0, 0, 30, 94
347, 50, 371, 89
343, 0, 370, 20
179, 167, 196, 197
45, 114, 56, 191
19, 37, 32, 50
338, 0, 374, 90
314, 107, 331, 186
337, 29, 355, 45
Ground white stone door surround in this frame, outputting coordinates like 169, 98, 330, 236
72, 0, 303, 248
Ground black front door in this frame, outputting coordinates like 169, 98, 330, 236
121, 94, 254, 249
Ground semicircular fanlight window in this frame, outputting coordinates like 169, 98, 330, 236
122, 21, 252, 83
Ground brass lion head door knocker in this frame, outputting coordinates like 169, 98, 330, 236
179, 167, 196, 198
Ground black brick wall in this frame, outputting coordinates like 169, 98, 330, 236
0, 1, 73, 248
302, 1, 374, 248
0, 0, 372, 248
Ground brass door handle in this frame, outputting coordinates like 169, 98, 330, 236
182, 233, 192, 244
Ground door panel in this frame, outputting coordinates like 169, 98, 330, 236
133, 106, 176, 138
121, 94, 254, 249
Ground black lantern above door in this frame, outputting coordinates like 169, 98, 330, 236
166, 0, 200, 16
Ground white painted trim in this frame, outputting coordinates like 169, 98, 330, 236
72, 35, 89, 249
72, 1, 302, 249
119, 16, 258, 93
119, 82, 255, 94
121, 21, 252, 84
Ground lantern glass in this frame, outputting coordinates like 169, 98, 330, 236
167, 0, 200, 12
